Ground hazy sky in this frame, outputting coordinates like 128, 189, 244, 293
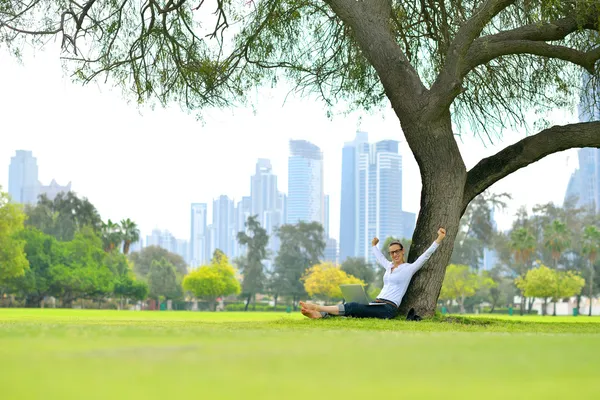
1, 43, 581, 243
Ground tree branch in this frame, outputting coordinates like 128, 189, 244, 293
465, 40, 600, 74
428, 0, 516, 116
463, 121, 600, 207
325, 0, 426, 117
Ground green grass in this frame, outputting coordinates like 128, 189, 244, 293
1, 309, 600, 399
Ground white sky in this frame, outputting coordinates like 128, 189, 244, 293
0, 44, 581, 242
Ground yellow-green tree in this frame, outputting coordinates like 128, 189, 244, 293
439, 264, 495, 314
515, 265, 556, 316
516, 265, 584, 316
183, 250, 241, 310
0, 188, 29, 281
302, 262, 364, 301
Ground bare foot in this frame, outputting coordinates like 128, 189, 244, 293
299, 301, 318, 311
301, 307, 322, 319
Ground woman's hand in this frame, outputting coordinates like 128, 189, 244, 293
372, 237, 379, 247
435, 228, 446, 244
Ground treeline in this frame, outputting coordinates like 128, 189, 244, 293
439, 192, 600, 315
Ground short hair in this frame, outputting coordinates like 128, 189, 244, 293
388, 241, 404, 251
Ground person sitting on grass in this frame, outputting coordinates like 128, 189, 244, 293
300, 227, 446, 320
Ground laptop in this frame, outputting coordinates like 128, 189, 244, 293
339, 284, 387, 305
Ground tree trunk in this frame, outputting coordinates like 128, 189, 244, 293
543, 298, 547, 316
274, 293, 278, 308
244, 294, 251, 311
528, 297, 534, 313
519, 293, 525, 316
576, 294, 581, 317
459, 296, 465, 314
398, 117, 466, 317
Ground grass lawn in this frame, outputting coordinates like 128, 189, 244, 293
1, 309, 599, 400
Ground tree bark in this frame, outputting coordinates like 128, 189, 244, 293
244, 294, 251, 311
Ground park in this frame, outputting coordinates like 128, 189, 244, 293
2, 1, 600, 399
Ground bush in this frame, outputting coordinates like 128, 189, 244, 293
225, 303, 289, 312
481, 307, 538, 315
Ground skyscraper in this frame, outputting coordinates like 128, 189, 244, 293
287, 140, 324, 224
234, 196, 252, 258
324, 194, 330, 238
339, 131, 368, 262
249, 159, 284, 262
8, 150, 39, 204
38, 179, 71, 201
190, 203, 208, 267
564, 74, 600, 212
339, 132, 405, 264
213, 195, 235, 258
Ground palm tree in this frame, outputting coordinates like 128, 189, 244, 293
120, 218, 140, 255
543, 219, 572, 316
582, 225, 600, 316
509, 227, 536, 315
101, 219, 122, 252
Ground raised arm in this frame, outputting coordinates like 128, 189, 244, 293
371, 237, 391, 270
410, 228, 446, 273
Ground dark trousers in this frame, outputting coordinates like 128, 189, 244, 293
342, 302, 398, 319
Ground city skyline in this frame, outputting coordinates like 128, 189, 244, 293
1, 45, 588, 248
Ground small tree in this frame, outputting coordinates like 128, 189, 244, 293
183, 252, 241, 310
516, 265, 556, 316
302, 262, 365, 301
439, 264, 494, 314
554, 270, 585, 310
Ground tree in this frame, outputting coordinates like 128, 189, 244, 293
515, 265, 556, 316
4, 228, 61, 307
509, 227, 537, 315
582, 225, 600, 316
0, 189, 28, 281
114, 275, 149, 308
236, 215, 269, 311
451, 191, 510, 268
183, 253, 241, 310
24, 192, 102, 241
5, 1, 600, 316
341, 257, 375, 289
120, 218, 140, 255
147, 258, 182, 303
543, 219, 572, 268
302, 262, 365, 301
273, 222, 326, 309
439, 264, 495, 314
101, 219, 122, 253
543, 219, 572, 315
130, 246, 188, 279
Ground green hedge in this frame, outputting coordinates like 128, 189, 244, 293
225, 303, 290, 312
481, 307, 539, 315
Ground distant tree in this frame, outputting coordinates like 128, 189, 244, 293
101, 219, 122, 252
515, 265, 556, 316
237, 215, 269, 311
183, 253, 241, 311
4, 228, 60, 307
114, 275, 148, 308
130, 246, 187, 279
544, 220, 572, 269
120, 218, 140, 255
0, 189, 29, 281
439, 264, 495, 314
273, 222, 326, 309
302, 263, 365, 301
509, 227, 537, 315
341, 257, 375, 289
147, 258, 182, 303
24, 192, 102, 241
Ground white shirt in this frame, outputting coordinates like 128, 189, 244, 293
371, 242, 440, 306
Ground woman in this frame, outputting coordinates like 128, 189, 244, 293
300, 227, 446, 320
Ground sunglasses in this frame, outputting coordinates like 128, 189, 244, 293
390, 249, 403, 256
